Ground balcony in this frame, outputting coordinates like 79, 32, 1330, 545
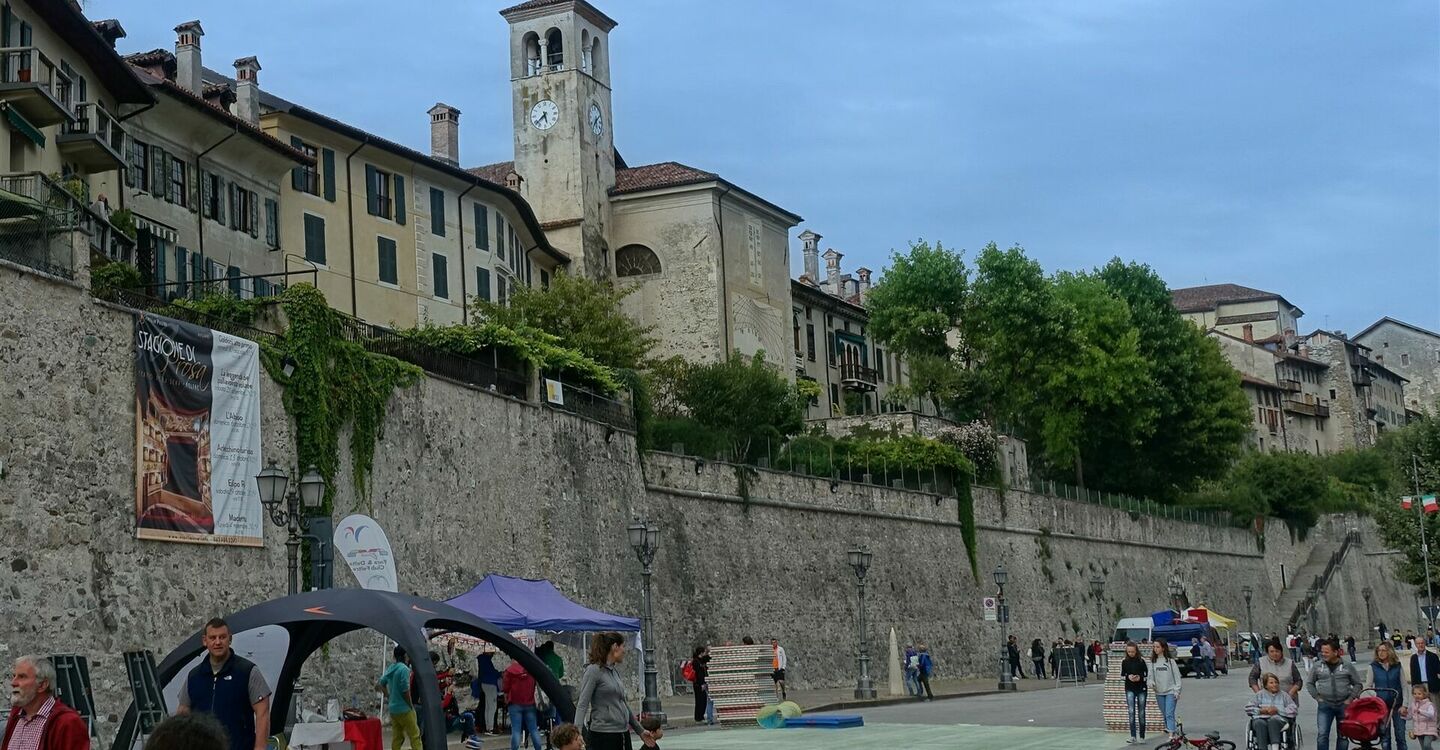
0, 172, 134, 279
794, 353, 805, 373
1279, 378, 1302, 393
0, 47, 74, 127
1283, 399, 1330, 418
57, 103, 126, 172
840, 362, 878, 391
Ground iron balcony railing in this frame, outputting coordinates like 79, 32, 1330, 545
840, 362, 878, 390
0, 171, 132, 279
63, 102, 125, 153
1279, 378, 1302, 393
1283, 399, 1330, 418
0, 46, 73, 125
540, 373, 634, 430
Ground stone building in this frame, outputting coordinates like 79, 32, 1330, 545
1173, 283, 1303, 345
1355, 317, 1440, 416
1208, 329, 1334, 454
0, 0, 152, 282
476, 0, 803, 368
89, 26, 311, 300
1303, 330, 1408, 450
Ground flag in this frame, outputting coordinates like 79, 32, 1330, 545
1426, 495, 1439, 515
1404, 496, 1415, 510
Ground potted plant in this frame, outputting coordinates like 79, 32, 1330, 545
109, 207, 136, 239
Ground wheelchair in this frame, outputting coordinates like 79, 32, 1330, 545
1243, 715, 1299, 750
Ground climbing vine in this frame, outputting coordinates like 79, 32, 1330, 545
261, 285, 421, 513
400, 322, 620, 394
957, 474, 978, 582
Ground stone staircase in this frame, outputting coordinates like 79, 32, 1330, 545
1277, 530, 1361, 631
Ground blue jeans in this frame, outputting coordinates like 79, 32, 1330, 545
449, 711, 477, 738
1126, 690, 1148, 739
1317, 702, 1349, 750
509, 704, 542, 750
706, 694, 716, 724
1381, 703, 1407, 750
1156, 693, 1178, 735
1202, 656, 1215, 677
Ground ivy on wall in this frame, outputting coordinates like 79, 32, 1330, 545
957, 472, 979, 582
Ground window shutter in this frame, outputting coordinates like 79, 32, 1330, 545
291, 136, 305, 191
476, 267, 491, 302
154, 240, 167, 287
265, 198, 278, 248
187, 163, 198, 212
474, 204, 488, 250
215, 176, 226, 224
249, 193, 259, 237
432, 254, 448, 298
200, 172, 212, 219
394, 174, 406, 225
151, 148, 165, 200
321, 148, 336, 201
229, 183, 239, 229
228, 266, 242, 297
364, 164, 378, 215
304, 214, 326, 265
124, 141, 136, 188
430, 188, 445, 236
175, 247, 187, 297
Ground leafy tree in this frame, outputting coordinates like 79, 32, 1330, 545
675, 352, 808, 461
864, 240, 967, 358
473, 271, 655, 371
1372, 417, 1440, 587
885, 352, 987, 421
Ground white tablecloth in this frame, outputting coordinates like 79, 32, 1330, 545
288, 721, 355, 750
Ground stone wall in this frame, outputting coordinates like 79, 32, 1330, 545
0, 262, 1420, 742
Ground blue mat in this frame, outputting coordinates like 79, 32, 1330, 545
783, 715, 864, 729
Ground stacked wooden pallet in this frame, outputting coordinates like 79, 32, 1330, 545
1102, 644, 1164, 734
705, 644, 779, 726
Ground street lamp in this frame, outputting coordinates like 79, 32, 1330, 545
1242, 586, 1254, 661
256, 461, 326, 596
1362, 587, 1374, 644
1306, 587, 1319, 635
847, 546, 876, 699
1090, 576, 1106, 637
1167, 579, 1184, 613
995, 565, 1016, 691
627, 519, 665, 723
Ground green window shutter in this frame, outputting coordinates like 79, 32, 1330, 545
249, 192, 259, 237
474, 204, 488, 250
364, 164, 378, 215
322, 148, 336, 201
378, 237, 397, 284
304, 214, 326, 264
154, 239, 167, 287
174, 247, 187, 297
228, 266, 242, 296
228, 183, 239, 229
152, 148, 165, 200
2, 5, 10, 49
200, 172, 212, 219
430, 187, 445, 236
432, 254, 448, 299
291, 137, 305, 191
475, 267, 491, 302
496, 214, 505, 256
187, 163, 198, 212
394, 174, 406, 225
265, 198, 278, 248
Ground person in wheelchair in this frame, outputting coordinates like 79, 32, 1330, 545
1247, 673, 1298, 750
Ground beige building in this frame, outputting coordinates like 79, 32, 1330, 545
1208, 329, 1334, 454
1173, 283, 1304, 345
1303, 330, 1407, 450
0, 1, 151, 281
1355, 317, 1440, 416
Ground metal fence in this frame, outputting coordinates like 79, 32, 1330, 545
99, 285, 283, 346
1012, 476, 1234, 527
539, 374, 634, 431
0, 171, 124, 280
330, 314, 532, 400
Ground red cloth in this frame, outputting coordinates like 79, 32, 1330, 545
501, 663, 537, 707
2, 700, 90, 750
341, 717, 382, 750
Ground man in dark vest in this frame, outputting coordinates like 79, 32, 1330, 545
177, 618, 271, 750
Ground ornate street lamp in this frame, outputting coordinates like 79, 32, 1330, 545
1306, 587, 1319, 635
995, 565, 1016, 691
628, 519, 665, 722
848, 546, 876, 699
1362, 587, 1374, 644
256, 462, 326, 595
1242, 585, 1254, 661
1167, 579, 1184, 613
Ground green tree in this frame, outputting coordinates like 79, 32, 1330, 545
676, 352, 808, 461
1372, 417, 1440, 587
473, 271, 654, 370
865, 240, 967, 358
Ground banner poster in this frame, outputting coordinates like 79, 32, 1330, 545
334, 514, 398, 592
133, 313, 263, 546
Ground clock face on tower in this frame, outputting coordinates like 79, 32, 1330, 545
588, 102, 604, 136
529, 99, 559, 130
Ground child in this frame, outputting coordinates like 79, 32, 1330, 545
640, 716, 665, 749
1412, 684, 1438, 750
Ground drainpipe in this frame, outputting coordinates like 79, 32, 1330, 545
712, 185, 733, 357
195, 125, 239, 283
456, 183, 476, 324
343, 137, 370, 317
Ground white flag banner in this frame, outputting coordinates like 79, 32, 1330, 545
334, 514, 398, 591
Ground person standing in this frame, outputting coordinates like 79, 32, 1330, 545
377, 646, 422, 750
1414, 637, 1440, 705
770, 639, 788, 701
2, 656, 90, 750
1148, 639, 1182, 740
476, 653, 501, 734
1310, 639, 1364, 750
1366, 641, 1407, 750
501, 657, 544, 750
1121, 641, 1149, 744
915, 645, 934, 701
1411, 685, 1438, 750
1007, 636, 1025, 679
1347, 636, 1358, 663
902, 645, 919, 696
1030, 639, 1047, 680
574, 632, 656, 750
1247, 674, 1299, 750
1201, 638, 1218, 679
689, 646, 712, 724
1250, 638, 1304, 700
176, 618, 271, 750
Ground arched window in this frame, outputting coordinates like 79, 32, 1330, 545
522, 32, 541, 76
616, 244, 661, 277
545, 28, 564, 70
590, 38, 604, 79
581, 29, 592, 73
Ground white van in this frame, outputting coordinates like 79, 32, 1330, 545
1112, 617, 1152, 644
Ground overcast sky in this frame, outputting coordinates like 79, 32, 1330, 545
90, 0, 1439, 334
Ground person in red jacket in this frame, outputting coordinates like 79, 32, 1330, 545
500, 658, 544, 750
3, 655, 90, 750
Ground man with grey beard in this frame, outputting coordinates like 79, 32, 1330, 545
2, 655, 90, 750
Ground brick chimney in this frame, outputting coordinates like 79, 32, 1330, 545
427, 103, 461, 166
856, 267, 872, 295
798, 229, 821, 282
822, 248, 842, 294
1243, 323, 1254, 343
173, 20, 204, 94
233, 56, 261, 125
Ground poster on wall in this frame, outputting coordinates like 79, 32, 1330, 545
133, 313, 263, 546
334, 514, 398, 592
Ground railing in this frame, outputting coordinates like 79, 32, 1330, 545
1286, 529, 1361, 631
1016, 476, 1234, 527
540, 373, 634, 430
1279, 378, 1302, 393
1283, 399, 1329, 417
840, 362, 878, 389
63, 102, 125, 154
0, 171, 130, 279
98, 286, 284, 346
330, 314, 532, 400
0, 46, 69, 99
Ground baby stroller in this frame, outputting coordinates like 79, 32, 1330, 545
1339, 689, 1398, 750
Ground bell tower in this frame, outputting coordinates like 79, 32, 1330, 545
501, 0, 618, 279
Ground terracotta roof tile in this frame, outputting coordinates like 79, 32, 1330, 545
124, 48, 171, 67
1215, 311, 1279, 325
1171, 283, 1287, 313
499, 0, 568, 13
129, 64, 312, 165
468, 161, 515, 184
611, 161, 718, 194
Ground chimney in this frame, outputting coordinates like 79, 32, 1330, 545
1299, 343, 1310, 358
1243, 323, 1254, 343
856, 267, 872, 295
93, 19, 126, 49
427, 103, 461, 166
822, 248, 842, 294
798, 229, 821, 282
233, 56, 261, 125
173, 20, 204, 94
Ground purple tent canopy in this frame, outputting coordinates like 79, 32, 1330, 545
444, 574, 641, 632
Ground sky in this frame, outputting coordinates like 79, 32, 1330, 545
88, 0, 1440, 334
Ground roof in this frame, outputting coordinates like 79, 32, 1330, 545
34, 2, 152, 105
1215, 311, 1278, 325
1171, 283, 1300, 316
444, 574, 640, 632
499, 0, 618, 30
468, 161, 516, 184
128, 65, 311, 165
1239, 375, 1282, 390
1355, 316, 1440, 342
610, 160, 803, 223
1279, 351, 1326, 368
791, 277, 869, 318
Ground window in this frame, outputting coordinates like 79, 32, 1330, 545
546, 28, 563, 70
303, 214, 326, 264
877, 348, 886, 381
366, 164, 393, 219
291, 138, 319, 195
1330, 389, 1337, 400
497, 275, 508, 306
202, 172, 223, 221
264, 198, 279, 249
616, 244, 661, 277
377, 237, 397, 285
474, 204, 489, 250
169, 157, 187, 207
475, 267, 491, 302
231, 185, 258, 236
128, 140, 148, 191
830, 384, 839, 412
430, 187, 446, 236
495, 213, 505, 259
805, 324, 815, 361
1402, 353, 1410, 366
540, 269, 550, 289
432, 254, 449, 299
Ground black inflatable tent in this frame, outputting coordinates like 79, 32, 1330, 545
111, 589, 574, 750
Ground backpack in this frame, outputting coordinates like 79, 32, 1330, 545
681, 660, 696, 682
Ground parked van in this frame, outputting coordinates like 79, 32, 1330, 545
1112, 617, 1152, 644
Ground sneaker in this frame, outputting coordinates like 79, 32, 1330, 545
464, 738, 483, 749
1127, 738, 1137, 745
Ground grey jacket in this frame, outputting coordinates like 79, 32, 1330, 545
1148, 658, 1183, 696
1307, 658, 1364, 705
574, 663, 644, 735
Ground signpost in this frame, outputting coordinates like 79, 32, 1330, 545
983, 596, 998, 622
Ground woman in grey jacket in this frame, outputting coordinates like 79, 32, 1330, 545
574, 632, 656, 750
1148, 639, 1183, 739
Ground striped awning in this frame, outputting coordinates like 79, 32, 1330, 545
2, 103, 44, 148
133, 215, 178, 243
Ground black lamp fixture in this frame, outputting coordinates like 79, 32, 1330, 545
255, 461, 326, 595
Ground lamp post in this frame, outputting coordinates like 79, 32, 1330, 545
1089, 575, 1106, 638
256, 461, 326, 596
1167, 579, 1184, 614
1362, 587, 1374, 644
847, 546, 876, 699
627, 520, 665, 723
1306, 587, 1319, 635
1242, 585, 1254, 661
995, 565, 1016, 691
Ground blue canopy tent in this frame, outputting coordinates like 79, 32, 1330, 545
445, 574, 641, 632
